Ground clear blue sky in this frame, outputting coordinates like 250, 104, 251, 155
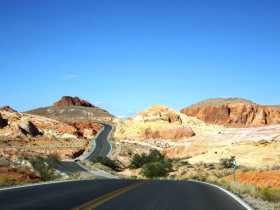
1, 0, 280, 116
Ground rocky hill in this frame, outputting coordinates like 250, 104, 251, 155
181, 98, 280, 127
27, 96, 114, 123
114, 105, 221, 141
0, 107, 102, 160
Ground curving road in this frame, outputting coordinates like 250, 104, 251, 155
0, 180, 250, 210
55, 123, 113, 175
0, 123, 252, 210
87, 123, 112, 161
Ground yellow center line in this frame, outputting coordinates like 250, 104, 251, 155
72, 182, 145, 210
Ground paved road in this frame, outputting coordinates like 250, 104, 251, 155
0, 180, 249, 210
55, 124, 113, 175
54, 161, 88, 174
87, 124, 112, 161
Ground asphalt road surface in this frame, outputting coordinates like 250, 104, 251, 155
87, 124, 112, 161
0, 180, 249, 210
54, 161, 88, 174
55, 124, 113, 175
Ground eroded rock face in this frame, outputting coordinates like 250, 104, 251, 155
18, 120, 42, 137
0, 114, 8, 128
53, 96, 95, 108
181, 98, 280, 127
144, 127, 195, 140
134, 105, 183, 124
69, 122, 103, 139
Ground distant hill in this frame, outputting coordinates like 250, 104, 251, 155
27, 96, 114, 123
181, 98, 280, 127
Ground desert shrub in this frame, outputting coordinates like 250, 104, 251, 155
260, 187, 280, 202
93, 156, 120, 171
46, 154, 61, 166
220, 156, 236, 169
29, 156, 58, 181
212, 179, 280, 203
130, 150, 173, 178
130, 150, 165, 169
142, 159, 172, 178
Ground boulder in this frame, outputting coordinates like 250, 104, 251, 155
18, 120, 42, 137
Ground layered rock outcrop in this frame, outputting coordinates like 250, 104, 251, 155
181, 98, 280, 127
53, 96, 95, 108
144, 127, 195, 140
133, 105, 183, 124
115, 105, 197, 140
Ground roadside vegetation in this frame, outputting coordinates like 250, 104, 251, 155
0, 154, 61, 188
29, 154, 61, 181
130, 150, 173, 178
92, 156, 122, 172
168, 157, 280, 209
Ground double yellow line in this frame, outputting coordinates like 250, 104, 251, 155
72, 182, 144, 210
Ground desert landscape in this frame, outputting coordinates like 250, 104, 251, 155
1, 96, 280, 209
110, 98, 280, 209
2, 2, 280, 209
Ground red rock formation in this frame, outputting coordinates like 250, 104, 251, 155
181, 98, 280, 127
53, 96, 95, 108
69, 122, 103, 139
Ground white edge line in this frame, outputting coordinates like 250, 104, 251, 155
189, 180, 254, 210
0, 178, 95, 192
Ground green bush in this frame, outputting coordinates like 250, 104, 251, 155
29, 156, 58, 181
93, 156, 120, 171
130, 150, 165, 169
142, 160, 172, 178
130, 150, 173, 178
